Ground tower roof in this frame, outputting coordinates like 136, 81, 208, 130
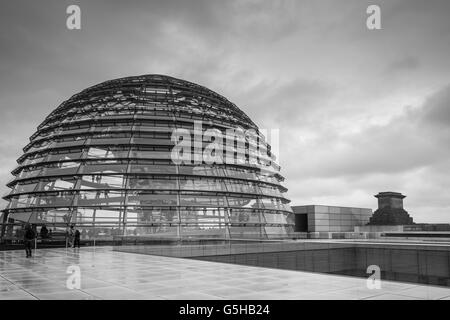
374, 192, 406, 199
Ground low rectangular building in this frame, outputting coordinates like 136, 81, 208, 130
292, 205, 372, 232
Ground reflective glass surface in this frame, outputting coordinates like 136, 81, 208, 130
3, 75, 293, 239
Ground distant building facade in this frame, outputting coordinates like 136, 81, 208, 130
292, 205, 372, 233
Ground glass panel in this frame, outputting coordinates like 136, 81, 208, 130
86, 147, 129, 159
9, 195, 39, 208
44, 162, 80, 176
74, 227, 95, 240
228, 209, 261, 223
224, 167, 258, 180
91, 132, 132, 139
39, 178, 77, 192
2, 223, 28, 239
134, 123, 174, 131
35, 129, 59, 139
53, 139, 86, 149
131, 137, 173, 146
81, 163, 128, 174
92, 227, 122, 240
179, 178, 226, 192
178, 165, 225, 177
129, 150, 171, 159
128, 177, 177, 190
126, 207, 179, 224
12, 182, 39, 194
228, 226, 263, 239
37, 192, 74, 207
225, 180, 258, 194
179, 195, 226, 206
94, 208, 122, 225
97, 109, 134, 117
280, 202, 293, 212
258, 185, 282, 197
124, 226, 178, 237
181, 225, 227, 238
127, 192, 177, 206
27, 140, 55, 152
260, 197, 291, 211
257, 171, 279, 184
74, 207, 95, 224
88, 138, 131, 145
72, 112, 98, 120
47, 151, 83, 162
93, 125, 133, 132
21, 155, 46, 166
35, 208, 73, 224
60, 127, 91, 135
265, 226, 288, 238
180, 207, 226, 223
129, 164, 176, 174
263, 212, 288, 224
87, 147, 108, 158
79, 175, 126, 189
226, 196, 262, 209
77, 191, 125, 206
19, 168, 43, 179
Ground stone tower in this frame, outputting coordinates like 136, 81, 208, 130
368, 192, 414, 225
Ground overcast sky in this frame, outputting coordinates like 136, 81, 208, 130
0, 0, 449, 222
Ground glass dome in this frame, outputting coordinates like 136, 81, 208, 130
2, 74, 293, 240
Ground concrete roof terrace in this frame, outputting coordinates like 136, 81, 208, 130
1, 246, 450, 300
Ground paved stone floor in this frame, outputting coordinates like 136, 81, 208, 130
1, 247, 450, 300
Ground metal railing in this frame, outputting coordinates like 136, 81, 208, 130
111, 236, 357, 259
0, 223, 107, 249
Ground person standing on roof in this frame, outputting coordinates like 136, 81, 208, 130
67, 225, 75, 248
24, 224, 35, 258
73, 228, 81, 249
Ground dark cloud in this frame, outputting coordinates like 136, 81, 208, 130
0, 0, 449, 221
285, 85, 450, 178
282, 84, 450, 222
235, 78, 336, 127
385, 56, 420, 74
420, 84, 450, 128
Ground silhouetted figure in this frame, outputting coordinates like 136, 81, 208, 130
74, 229, 81, 248
23, 224, 35, 258
40, 225, 49, 240
67, 225, 75, 247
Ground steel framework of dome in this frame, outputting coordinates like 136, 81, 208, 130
1, 74, 294, 240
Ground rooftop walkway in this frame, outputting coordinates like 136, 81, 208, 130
1, 246, 450, 300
